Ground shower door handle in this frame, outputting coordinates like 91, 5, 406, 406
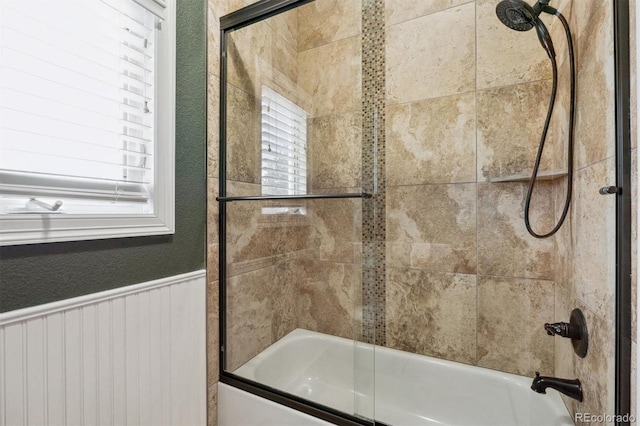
599, 186, 620, 195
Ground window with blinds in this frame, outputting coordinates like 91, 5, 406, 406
261, 86, 307, 205
0, 0, 175, 246
0, 0, 159, 215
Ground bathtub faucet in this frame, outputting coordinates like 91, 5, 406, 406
531, 372, 583, 402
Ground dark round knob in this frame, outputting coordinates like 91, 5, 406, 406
599, 186, 619, 195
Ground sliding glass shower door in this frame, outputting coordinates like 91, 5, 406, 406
218, 1, 377, 422
216, 0, 629, 424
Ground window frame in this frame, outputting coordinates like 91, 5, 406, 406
0, 0, 176, 246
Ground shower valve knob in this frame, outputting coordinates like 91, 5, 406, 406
544, 322, 579, 338
544, 309, 589, 358
599, 186, 620, 195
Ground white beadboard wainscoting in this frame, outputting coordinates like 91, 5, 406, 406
0, 270, 206, 426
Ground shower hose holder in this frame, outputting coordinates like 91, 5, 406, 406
544, 308, 588, 358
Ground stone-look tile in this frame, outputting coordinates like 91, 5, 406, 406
550, 57, 572, 172
477, 276, 555, 376
226, 265, 276, 371
387, 184, 477, 274
573, 159, 616, 322
225, 181, 313, 273
476, 80, 556, 181
309, 195, 362, 263
268, 7, 298, 50
207, 178, 220, 280
207, 217, 219, 394
385, 0, 471, 26
550, 69, 573, 289
208, 75, 220, 179
629, 0, 638, 153
208, 383, 218, 426
226, 262, 297, 371
553, 177, 573, 293
227, 20, 272, 97
570, 0, 605, 43
297, 0, 361, 51
298, 36, 362, 118
226, 85, 259, 184
225, 179, 260, 197
386, 268, 477, 365
208, 2, 220, 79
554, 289, 581, 418
386, 93, 476, 186
211, 0, 299, 99
207, 280, 220, 388
271, 262, 298, 342
631, 0, 637, 151
270, 32, 299, 102
295, 259, 360, 340
573, 302, 615, 425
476, 0, 552, 90
554, 285, 573, 381
211, 0, 251, 17
207, 0, 255, 81
547, 1, 573, 71
352, 262, 364, 335
633, 150, 638, 342
477, 182, 555, 280
574, 1, 615, 169
308, 113, 362, 190
632, 342, 637, 426
386, 3, 475, 105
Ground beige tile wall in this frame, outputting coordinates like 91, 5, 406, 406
295, 0, 363, 339
383, 0, 559, 378
384, 4, 621, 422
386, 92, 477, 186
387, 269, 477, 364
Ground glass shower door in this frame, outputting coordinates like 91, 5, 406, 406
219, 1, 375, 422
376, 0, 620, 424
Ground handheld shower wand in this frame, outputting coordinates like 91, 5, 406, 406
496, 0, 555, 59
495, 0, 575, 239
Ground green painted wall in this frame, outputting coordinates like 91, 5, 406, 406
0, 0, 207, 313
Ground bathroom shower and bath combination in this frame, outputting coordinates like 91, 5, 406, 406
216, 0, 631, 424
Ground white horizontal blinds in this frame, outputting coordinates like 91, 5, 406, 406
261, 86, 307, 196
0, 0, 157, 211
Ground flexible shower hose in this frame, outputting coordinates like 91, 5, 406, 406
524, 11, 575, 238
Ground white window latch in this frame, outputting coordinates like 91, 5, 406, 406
27, 198, 63, 211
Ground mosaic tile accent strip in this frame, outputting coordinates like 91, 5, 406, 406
361, 0, 386, 345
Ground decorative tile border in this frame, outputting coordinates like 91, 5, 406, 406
361, 0, 386, 345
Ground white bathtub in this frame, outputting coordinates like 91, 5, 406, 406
234, 329, 574, 426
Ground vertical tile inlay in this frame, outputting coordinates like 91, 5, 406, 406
362, 0, 386, 345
